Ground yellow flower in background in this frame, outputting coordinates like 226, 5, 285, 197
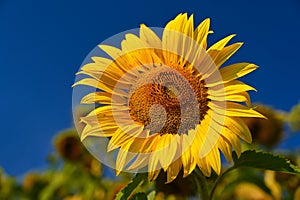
242, 105, 284, 148
73, 13, 264, 183
54, 130, 84, 162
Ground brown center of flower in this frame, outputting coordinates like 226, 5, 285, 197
128, 65, 210, 135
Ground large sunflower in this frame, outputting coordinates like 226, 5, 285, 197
73, 13, 265, 183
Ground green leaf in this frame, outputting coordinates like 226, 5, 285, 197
227, 169, 271, 195
131, 192, 148, 200
233, 150, 300, 174
147, 191, 156, 200
115, 173, 147, 200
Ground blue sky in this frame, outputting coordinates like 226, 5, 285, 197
1, 0, 300, 175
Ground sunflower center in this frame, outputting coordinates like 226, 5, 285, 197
128, 65, 210, 135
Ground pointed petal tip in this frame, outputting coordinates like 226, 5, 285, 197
251, 107, 267, 119
246, 137, 253, 144
165, 170, 179, 184
203, 18, 211, 23
148, 170, 160, 182
80, 134, 87, 142
71, 82, 78, 88
183, 171, 188, 178
107, 144, 117, 152
183, 170, 190, 178
75, 71, 85, 76
116, 170, 121, 176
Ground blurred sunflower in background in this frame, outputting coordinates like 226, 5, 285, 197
53, 130, 102, 176
242, 105, 284, 148
54, 130, 84, 162
73, 13, 265, 183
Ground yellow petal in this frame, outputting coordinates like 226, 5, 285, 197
181, 149, 196, 177
72, 78, 114, 94
77, 70, 131, 91
98, 45, 122, 60
157, 134, 179, 170
225, 117, 252, 143
181, 132, 197, 177
127, 135, 160, 171
148, 169, 160, 182
107, 126, 143, 152
166, 158, 182, 183
226, 92, 251, 106
184, 14, 194, 38
209, 101, 264, 118
81, 92, 111, 104
83, 105, 129, 121
81, 92, 127, 105
148, 153, 161, 181
109, 54, 140, 77
162, 13, 193, 66
197, 118, 221, 158
116, 143, 136, 174
197, 54, 219, 80
224, 80, 257, 94
220, 63, 258, 83
214, 42, 243, 69
127, 153, 149, 170
196, 157, 211, 177
217, 136, 232, 162
194, 18, 211, 49
226, 102, 266, 118
162, 29, 179, 66
177, 15, 195, 66
91, 56, 113, 64
206, 147, 221, 175
221, 127, 242, 157
80, 123, 117, 141
140, 24, 161, 48
165, 13, 188, 34
80, 60, 111, 72
207, 34, 236, 61
107, 132, 127, 152
122, 34, 149, 51
80, 61, 131, 85
209, 80, 256, 102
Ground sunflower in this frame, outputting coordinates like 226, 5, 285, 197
73, 13, 265, 183
242, 105, 283, 148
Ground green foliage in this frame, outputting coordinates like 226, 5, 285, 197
131, 192, 148, 200
288, 102, 300, 132
213, 168, 272, 200
146, 191, 156, 200
0, 168, 20, 200
115, 173, 147, 200
233, 150, 300, 174
225, 169, 271, 194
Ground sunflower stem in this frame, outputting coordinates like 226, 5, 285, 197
209, 167, 235, 200
194, 168, 209, 200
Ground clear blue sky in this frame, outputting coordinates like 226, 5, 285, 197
1, 0, 300, 175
